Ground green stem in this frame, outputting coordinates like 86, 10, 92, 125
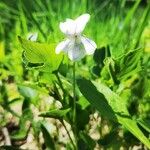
73, 62, 76, 125
73, 62, 77, 148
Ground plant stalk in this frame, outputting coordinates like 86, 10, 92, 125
73, 62, 76, 126
73, 62, 77, 149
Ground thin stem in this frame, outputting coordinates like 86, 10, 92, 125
61, 120, 76, 149
73, 62, 76, 125
72, 62, 77, 149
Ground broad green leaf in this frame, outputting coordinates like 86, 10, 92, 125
77, 79, 117, 121
76, 107, 89, 130
18, 36, 63, 73
41, 123, 56, 150
39, 108, 71, 120
95, 82, 150, 148
77, 78, 150, 149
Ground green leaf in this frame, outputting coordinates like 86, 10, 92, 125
137, 118, 150, 133
32, 120, 42, 139
7, 98, 22, 105
41, 123, 56, 150
10, 129, 29, 140
116, 49, 142, 80
77, 78, 150, 149
77, 96, 90, 110
76, 107, 89, 130
39, 108, 71, 120
18, 36, 63, 73
93, 47, 107, 65
11, 108, 33, 140
104, 57, 120, 84
77, 79, 117, 121
18, 85, 40, 106
18, 85, 38, 99
118, 116, 150, 148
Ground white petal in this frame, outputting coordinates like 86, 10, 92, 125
27, 33, 38, 41
81, 36, 97, 55
75, 14, 90, 34
59, 19, 76, 35
59, 22, 67, 35
68, 41, 86, 61
55, 39, 70, 54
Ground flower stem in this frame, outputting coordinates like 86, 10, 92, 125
73, 62, 77, 148
73, 62, 76, 125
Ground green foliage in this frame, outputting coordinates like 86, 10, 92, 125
78, 131, 96, 150
10, 108, 33, 140
41, 123, 56, 150
116, 49, 142, 81
77, 78, 150, 148
77, 96, 90, 110
138, 118, 150, 133
77, 79, 117, 121
98, 127, 122, 149
18, 36, 63, 73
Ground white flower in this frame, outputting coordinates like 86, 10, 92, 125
27, 33, 38, 41
56, 14, 97, 61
